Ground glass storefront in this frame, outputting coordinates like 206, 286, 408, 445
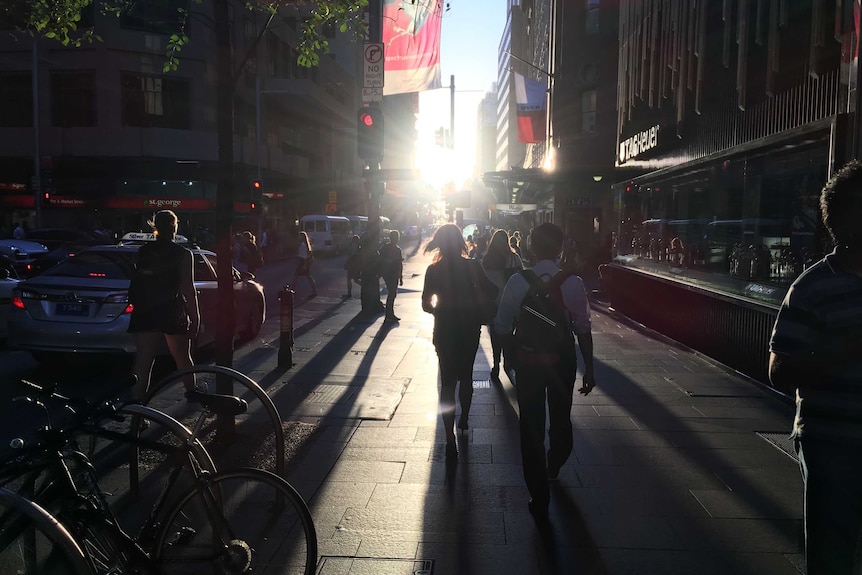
611, 133, 832, 307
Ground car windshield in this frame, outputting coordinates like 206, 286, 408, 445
40, 250, 136, 280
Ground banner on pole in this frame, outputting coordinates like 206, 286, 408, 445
513, 72, 546, 144
382, 0, 443, 95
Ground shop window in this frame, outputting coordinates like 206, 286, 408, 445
581, 89, 596, 133
51, 72, 96, 127
121, 73, 191, 129
585, 0, 599, 35
0, 73, 32, 127
121, 0, 190, 36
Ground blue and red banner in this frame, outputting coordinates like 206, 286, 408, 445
513, 72, 546, 144
383, 0, 443, 95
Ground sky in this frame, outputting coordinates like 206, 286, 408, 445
414, 0, 506, 189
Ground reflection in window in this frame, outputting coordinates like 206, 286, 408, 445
585, 0, 600, 34
0, 73, 32, 127
121, 74, 190, 129
52, 72, 96, 127
581, 89, 596, 133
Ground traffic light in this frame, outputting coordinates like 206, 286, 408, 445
252, 180, 262, 192
357, 107, 384, 161
41, 191, 51, 206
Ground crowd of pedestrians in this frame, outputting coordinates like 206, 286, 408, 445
118, 172, 862, 573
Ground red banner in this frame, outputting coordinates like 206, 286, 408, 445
383, 0, 442, 95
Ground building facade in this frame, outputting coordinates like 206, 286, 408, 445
0, 0, 365, 248
604, 0, 860, 383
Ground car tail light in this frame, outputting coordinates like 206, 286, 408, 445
12, 289, 37, 309
104, 293, 133, 314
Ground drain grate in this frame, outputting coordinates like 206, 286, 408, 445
317, 557, 433, 574
756, 431, 797, 462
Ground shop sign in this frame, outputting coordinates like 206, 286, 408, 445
44, 196, 88, 207
619, 124, 661, 164
0, 182, 27, 192
1, 195, 35, 208
104, 197, 214, 210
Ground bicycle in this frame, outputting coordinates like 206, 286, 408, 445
1, 379, 318, 575
0, 486, 93, 575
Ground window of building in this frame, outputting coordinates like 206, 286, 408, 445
51, 72, 96, 127
121, 0, 189, 36
0, 73, 32, 127
581, 89, 596, 133
585, 0, 600, 34
121, 74, 190, 129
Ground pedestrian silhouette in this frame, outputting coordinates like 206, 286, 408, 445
769, 159, 862, 575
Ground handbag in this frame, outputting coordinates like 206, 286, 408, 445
468, 260, 499, 325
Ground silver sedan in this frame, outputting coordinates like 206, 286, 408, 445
7, 243, 265, 363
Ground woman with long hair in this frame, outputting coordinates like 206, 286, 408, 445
293, 231, 318, 297
422, 223, 496, 462
128, 210, 200, 401
481, 229, 524, 381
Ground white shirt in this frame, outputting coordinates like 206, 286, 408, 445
493, 259, 592, 336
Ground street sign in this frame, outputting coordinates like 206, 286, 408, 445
363, 42, 384, 88
362, 87, 383, 102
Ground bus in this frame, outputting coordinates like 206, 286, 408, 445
299, 215, 351, 254
345, 215, 392, 243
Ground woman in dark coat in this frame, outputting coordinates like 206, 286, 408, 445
128, 210, 200, 401
422, 223, 496, 461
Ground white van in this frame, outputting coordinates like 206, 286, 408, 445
299, 215, 351, 254
346, 215, 368, 238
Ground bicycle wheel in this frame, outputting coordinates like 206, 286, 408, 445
145, 365, 286, 478
154, 468, 317, 575
0, 489, 93, 575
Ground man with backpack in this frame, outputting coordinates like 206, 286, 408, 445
494, 222, 596, 519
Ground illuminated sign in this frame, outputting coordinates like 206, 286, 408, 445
619, 125, 661, 164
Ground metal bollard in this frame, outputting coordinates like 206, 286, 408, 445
278, 284, 295, 368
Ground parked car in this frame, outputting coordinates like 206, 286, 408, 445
7, 238, 265, 363
25, 228, 107, 251
0, 239, 49, 276
0, 255, 21, 339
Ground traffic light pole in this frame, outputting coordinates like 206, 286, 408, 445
361, 0, 384, 314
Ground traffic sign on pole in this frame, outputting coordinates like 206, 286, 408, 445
363, 43, 384, 89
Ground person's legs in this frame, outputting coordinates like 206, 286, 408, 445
131, 332, 161, 401
515, 366, 550, 511
384, 276, 398, 318
164, 333, 196, 393
437, 352, 458, 455
457, 334, 479, 428
797, 439, 862, 575
489, 325, 501, 378
546, 365, 576, 478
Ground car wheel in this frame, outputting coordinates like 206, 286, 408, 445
239, 299, 264, 340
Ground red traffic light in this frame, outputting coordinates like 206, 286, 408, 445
252, 180, 262, 190
359, 112, 374, 127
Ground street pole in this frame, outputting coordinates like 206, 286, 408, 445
32, 40, 41, 228
449, 74, 454, 149
360, 0, 384, 313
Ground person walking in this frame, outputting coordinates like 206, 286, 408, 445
481, 229, 523, 381
242, 230, 263, 274
494, 222, 596, 518
769, 160, 862, 575
292, 231, 318, 298
379, 230, 404, 321
421, 224, 496, 462
127, 210, 200, 401
344, 234, 362, 298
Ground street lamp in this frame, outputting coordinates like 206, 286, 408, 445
592, 175, 603, 182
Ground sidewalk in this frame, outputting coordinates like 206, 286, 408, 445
234, 247, 804, 575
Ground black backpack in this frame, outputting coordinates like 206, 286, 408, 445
513, 269, 577, 367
